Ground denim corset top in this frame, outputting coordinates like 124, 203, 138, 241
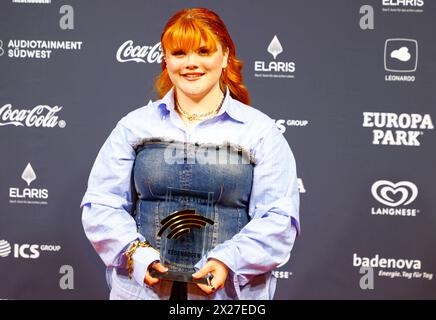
132, 138, 255, 261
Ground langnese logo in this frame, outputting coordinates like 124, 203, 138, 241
254, 35, 296, 79
353, 253, 433, 281
273, 119, 309, 133
9, 163, 49, 205
0, 104, 66, 128
370, 180, 419, 217
384, 39, 418, 82
362, 112, 433, 146
5, 39, 82, 59
0, 239, 61, 259
382, 0, 424, 13
116, 40, 162, 64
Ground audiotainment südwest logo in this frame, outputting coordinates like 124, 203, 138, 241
254, 35, 295, 79
362, 112, 434, 146
9, 163, 48, 205
2, 39, 82, 59
370, 180, 419, 217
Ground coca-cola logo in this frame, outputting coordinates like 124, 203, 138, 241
116, 40, 162, 64
0, 104, 66, 128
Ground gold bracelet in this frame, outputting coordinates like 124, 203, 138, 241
125, 240, 158, 279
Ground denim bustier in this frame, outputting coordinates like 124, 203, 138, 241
132, 138, 254, 269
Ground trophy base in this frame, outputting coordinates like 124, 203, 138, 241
149, 269, 211, 285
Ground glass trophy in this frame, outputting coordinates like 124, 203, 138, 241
150, 187, 215, 284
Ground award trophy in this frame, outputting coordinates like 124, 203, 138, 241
150, 187, 215, 284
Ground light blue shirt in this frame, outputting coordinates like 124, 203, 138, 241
81, 86, 300, 300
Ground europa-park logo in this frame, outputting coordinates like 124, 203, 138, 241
362, 112, 433, 146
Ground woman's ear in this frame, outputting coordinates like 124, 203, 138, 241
222, 48, 229, 69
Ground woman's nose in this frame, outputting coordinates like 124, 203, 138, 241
185, 53, 199, 68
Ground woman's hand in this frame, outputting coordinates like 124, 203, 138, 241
192, 258, 229, 294
144, 261, 168, 286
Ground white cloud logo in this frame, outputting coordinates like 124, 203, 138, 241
267, 35, 283, 60
0, 240, 12, 258
21, 163, 36, 186
391, 47, 411, 62
371, 180, 418, 207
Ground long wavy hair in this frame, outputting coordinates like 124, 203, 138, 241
155, 8, 250, 105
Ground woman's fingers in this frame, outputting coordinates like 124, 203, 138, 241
144, 261, 168, 286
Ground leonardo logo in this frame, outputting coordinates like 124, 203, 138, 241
254, 35, 295, 79
9, 163, 49, 205
362, 112, 434, 146
0, 240, 12, 258
371, 180, 419, 217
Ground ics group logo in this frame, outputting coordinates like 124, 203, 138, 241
273, 119, 309, 133
254, 35, 296, 79
362, 112, 434, 147
9, 163, 49, 205
116, 40, 162, 64
0, 240, 12, 258
384, 38, 418, 82
370, 180, 419, 217
0, 239, 61, 259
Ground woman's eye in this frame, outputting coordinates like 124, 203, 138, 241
172, 50, 185, 56
198, 48, 210, 55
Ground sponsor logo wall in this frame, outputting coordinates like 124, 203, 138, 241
0, 0, 435, 299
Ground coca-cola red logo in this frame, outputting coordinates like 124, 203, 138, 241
116, 40, 162, 63
0, 104, 66, 128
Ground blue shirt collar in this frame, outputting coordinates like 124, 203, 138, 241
158, 86, 246, 123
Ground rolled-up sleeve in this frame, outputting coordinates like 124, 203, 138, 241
208, 122, 300, 287
81, 121, 158, 285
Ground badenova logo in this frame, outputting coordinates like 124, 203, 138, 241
362, 112, 434, 146
0, 104, 66, 128
254, 35, 296, 79
382, 0, 424, 13
384, 38, 418, 82
116, 40, 162, 64
371, 180, 419, 217
9, 163, 49, 205
353, 253, 433, 281
0, 239, 61, 259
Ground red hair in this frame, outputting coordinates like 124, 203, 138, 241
155, 8, 250, 105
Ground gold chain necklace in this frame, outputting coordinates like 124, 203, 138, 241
176, 94, 225, 122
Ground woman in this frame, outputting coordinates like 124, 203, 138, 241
81, 7, 300, 300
